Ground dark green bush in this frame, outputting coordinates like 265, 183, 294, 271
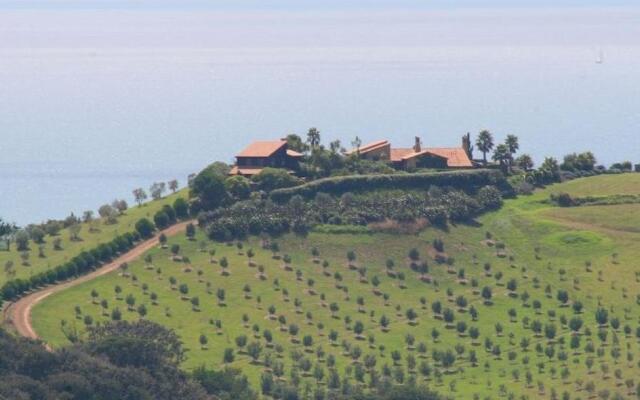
270, 169, 510, 202
550, 192, 575, 207
190, 165, 228, 211
154, 211, 170, 229
252, 168, 302, 192
201, 184, 505, 242
135, 218, 156, 239
162, 204, 177, 224
173, 197, 190, 219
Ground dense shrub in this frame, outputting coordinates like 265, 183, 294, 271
191, 367, 257, 400
162, 204, 177, 224
225, 176, 252, 200
201, 185, 505, 242
550, 192, 575, 207
0, 322, 215, 400
173, 197, 190, 219
270, 169, 510, 202
135, 218, 156, 239
154, 211, 170, 229
560, 152, 597, 172
515, 181, 534, 195
251, 168, 302, 192
190, 165, 228, 211
476, 185, 503, 210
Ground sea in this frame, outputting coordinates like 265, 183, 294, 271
1, 3, 639, 225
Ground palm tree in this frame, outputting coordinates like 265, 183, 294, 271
307, 127, 321, 149
492, 144, 510, 172
505, 134, 519, 170
351, 136, 362, 155
515, 154, 534, 171
505, 134, 519, 156
476, 130, 494, 164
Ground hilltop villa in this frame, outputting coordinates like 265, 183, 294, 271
229, 134, 475, 176
345, 134, 475, 170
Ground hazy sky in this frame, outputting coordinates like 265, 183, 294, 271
1, 0, 639, 9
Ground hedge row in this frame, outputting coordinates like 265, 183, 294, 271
0, 231, 142, 302
270, 169, 512, 202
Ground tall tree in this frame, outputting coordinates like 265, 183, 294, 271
285, 134, 308, 153
149, 182, 166, 201
306, 128, 321, 149
190, 166, 227, 211
492, 144, 510, 172
540, 156, 561, 183
351, 136, 362, 155
0, 218, 16, 237
329, 140, 342, 154
168, 180, 179, 193
132, 188, 148, 206
505, 135, 519, 155
476, 130, 494, 163
515, 154, 534, 171
505, 134, 519, 170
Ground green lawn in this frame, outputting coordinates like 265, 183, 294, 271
542, 172, 640, 197
543, 203, 640, 234
33, 174, 640, 399
0, 190, 187, 286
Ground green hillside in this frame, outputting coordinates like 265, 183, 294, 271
0, 190, 187, 286
32, 174, 640, 399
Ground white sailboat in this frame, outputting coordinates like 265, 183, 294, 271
595, 48, 604, 64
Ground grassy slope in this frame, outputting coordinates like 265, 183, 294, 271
544, 173, 640, 197
33, 174, 640, 398
0, 190, 187, 286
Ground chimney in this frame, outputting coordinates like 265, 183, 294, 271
413, 136, 421, 153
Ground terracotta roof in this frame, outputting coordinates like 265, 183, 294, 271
286, 149, 304, 158
391, 147, 472, 167
391, 148, 448, 162
425, 147, 473, 168
237, 140, 287, 158
390, 148, 415, 162
345, 140, 389, 155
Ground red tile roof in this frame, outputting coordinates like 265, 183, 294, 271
390, 147, 472, 167
390, 148, 415, 162
237, 140, 287, 158
345, 140, 389, 155
425, 147, 473, 168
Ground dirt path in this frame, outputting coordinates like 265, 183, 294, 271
4, 220, 194, 340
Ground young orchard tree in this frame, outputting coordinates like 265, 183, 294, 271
149, 182, 166, 200
185, 223, 196, 240
482, 286, 493, 304
168, 179, 179, 193
132, 188, 148, 206
199, 334, 208, 349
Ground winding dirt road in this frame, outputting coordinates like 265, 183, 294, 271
3, 220, 194, 340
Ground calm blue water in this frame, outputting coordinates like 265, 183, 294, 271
1, 4, 640, 225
